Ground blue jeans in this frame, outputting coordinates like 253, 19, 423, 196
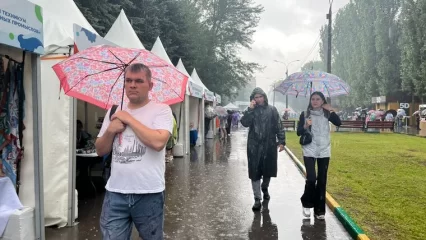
100, 190, 165, 240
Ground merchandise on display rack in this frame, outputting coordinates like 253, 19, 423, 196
0, 0, 45, 239
0, 53, 26, 193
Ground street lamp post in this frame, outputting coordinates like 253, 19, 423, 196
273, 82, 275, 107
259, 77, 278, 106
274, 59, 300, 108
272, 80, 280, 107
267, 78, 283, 107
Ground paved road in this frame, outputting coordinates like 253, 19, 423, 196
46, 128, 352, 240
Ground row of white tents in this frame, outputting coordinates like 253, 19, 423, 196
27, 0, 223, 229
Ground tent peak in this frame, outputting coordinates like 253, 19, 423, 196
151, 37, 172, 65
191, 68, 210, 91
176, 59, 190, 77
104, 9, 145, 49
29, 0, 98, 52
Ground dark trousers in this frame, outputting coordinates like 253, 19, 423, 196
226, 125, 231, 135
205, 117, 210, 137
301, 157, 330, 215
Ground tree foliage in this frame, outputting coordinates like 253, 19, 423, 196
400, 0, 426, 97
321, 0, 407, 108
301, 61, 326, 71
74, 0, 263, 100
187, 0, 264, 98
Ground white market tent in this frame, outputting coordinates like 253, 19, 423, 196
176, 59, 204, 147
191, 69, 216, 102
191, 69, 216, 139
29, 0, 98, 228
104, 9, 145, 49
150, 37, 188, 155
150, 37, 173, 65
191, 69, 207, 91
215, 93, 222, 105
0, 0, 45, 236
224, 103, 239, 110
30, 0, 98, 54
0, 45, 44, 240
176, 59, 203, 96
74, 23, 116, 52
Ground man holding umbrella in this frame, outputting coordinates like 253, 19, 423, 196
96, 63, 173, 240
240, 87, 286, 211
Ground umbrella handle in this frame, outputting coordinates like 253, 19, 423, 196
120, 77, 125, 110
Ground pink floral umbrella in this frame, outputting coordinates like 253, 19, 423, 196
52, 45, 188, 109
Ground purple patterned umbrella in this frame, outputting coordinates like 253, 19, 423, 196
274, 71, 350, 98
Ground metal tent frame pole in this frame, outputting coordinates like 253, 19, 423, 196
31, 53, 45, 240
67, 98, 77, 226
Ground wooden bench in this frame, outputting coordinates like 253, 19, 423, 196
365, 121, 394, 131
282, 120, 296, 131
336, 121, 364, 131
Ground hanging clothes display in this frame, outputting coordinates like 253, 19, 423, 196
0, 56, 9, 179
0, 55, 25, 191
0, 56, 10, 151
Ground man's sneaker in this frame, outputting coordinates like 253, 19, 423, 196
252, 199, 261, 211
315, 214, 325, 220
303, 208, 311, 218
262, 188, 270, 200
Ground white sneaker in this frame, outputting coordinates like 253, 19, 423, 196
303, 208, 311, 218
315, 214, 325, 220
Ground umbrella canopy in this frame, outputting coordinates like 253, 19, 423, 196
282, 107, 296, 114
375, 110, 385, 116
224, 103, 239, 110
215, 106, 228, 117
52, 45, 188, 109
205, 105, 216, 119
274, 71, 350, 98
385, 109, 397, 117
397, 109, 407, 117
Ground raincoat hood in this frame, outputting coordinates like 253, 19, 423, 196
250, 87, 269, 106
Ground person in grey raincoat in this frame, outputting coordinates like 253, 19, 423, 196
240, 87, 286, 211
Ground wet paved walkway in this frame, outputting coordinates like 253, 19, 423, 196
46, 128, 351, 240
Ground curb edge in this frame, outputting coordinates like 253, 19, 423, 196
284, 146, 371, 240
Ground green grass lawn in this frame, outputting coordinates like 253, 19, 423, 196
285, 132, 426, 240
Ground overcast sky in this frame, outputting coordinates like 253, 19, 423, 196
240, 0, 350, 92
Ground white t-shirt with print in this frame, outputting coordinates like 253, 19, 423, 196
98, 101, 173, 194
